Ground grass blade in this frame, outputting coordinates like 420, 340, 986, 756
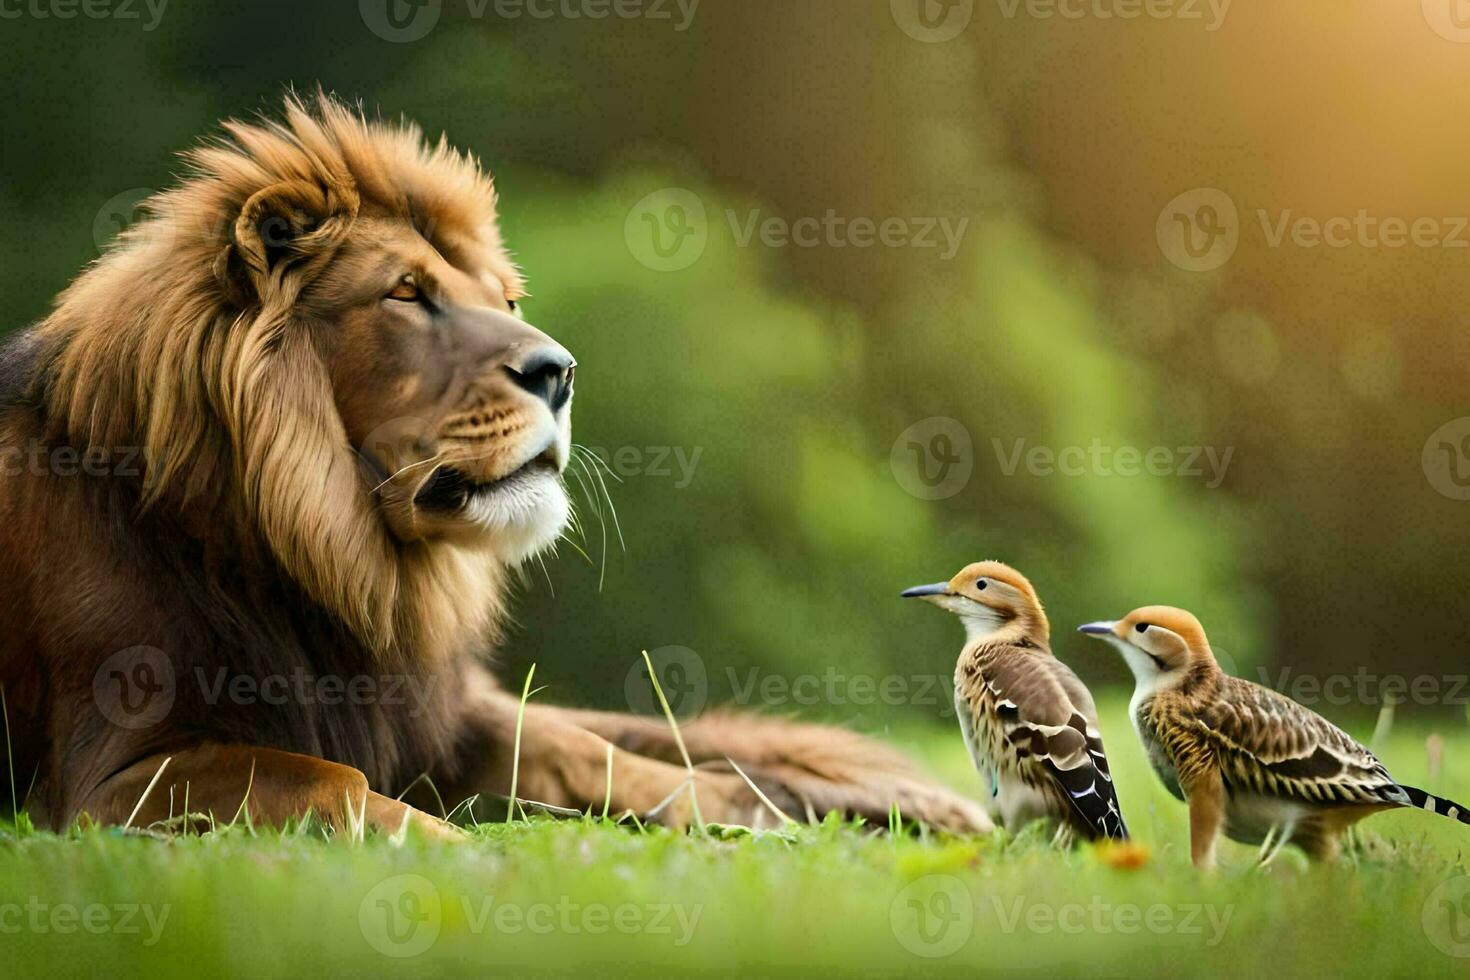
0, 685, 16, 828
726, 757, 797, 827
640, 650, 702, 833
508, 663, 537, 824
123, 756, 172, 832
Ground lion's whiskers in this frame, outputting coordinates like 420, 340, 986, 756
575, 445, 625, 552
563, 455, 606, 588
367, 453, 442, 495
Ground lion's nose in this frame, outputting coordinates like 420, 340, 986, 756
506, 344, 575, 412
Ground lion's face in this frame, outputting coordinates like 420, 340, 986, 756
310, 214, 574, 556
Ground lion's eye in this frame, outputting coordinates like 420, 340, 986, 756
387, 275, 421, 302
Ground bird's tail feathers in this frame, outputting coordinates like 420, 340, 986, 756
1396, 784, 1470, 825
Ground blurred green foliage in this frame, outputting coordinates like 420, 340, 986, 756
5, 1, 1466, 728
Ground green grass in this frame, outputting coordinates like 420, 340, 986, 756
3, 697, 1469, 977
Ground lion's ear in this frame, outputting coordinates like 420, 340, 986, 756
221, 177, 359, 306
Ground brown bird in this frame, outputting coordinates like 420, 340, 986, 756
903, 561, 1128, 841
1080, 606, 1470, 869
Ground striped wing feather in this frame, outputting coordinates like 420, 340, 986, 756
960, 645, 1128, 839
1197, 677, 1402, 806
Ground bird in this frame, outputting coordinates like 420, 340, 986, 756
1079, 605, 1470, 869
903, 561, 1129, 841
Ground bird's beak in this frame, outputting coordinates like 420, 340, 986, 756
1077, 621, 1117, 636
900, 582, 951, 599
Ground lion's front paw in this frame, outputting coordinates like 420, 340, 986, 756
737, 765, 995, 835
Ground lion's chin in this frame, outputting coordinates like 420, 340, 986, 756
460, 466, 570, 563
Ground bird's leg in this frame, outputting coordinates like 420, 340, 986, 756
1254, 824, 1278, 864
1049, 822, 1074, 849
1256, 821, 1294, 869
1185, 773, 1226, 871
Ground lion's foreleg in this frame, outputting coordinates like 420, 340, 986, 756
76, 744, 460, 840
439, 692, 782, 828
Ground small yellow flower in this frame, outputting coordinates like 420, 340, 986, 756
1094, 840, 1151, 870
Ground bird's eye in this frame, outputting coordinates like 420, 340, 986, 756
387, 274, 420, 302
1135, 623, 1149, 634
975, 579, 987, 591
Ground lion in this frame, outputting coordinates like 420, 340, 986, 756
0, 94, 989, 839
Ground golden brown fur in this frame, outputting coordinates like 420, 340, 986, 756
0, 93, 988, 836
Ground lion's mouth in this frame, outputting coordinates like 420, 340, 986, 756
414, 448, 561, 514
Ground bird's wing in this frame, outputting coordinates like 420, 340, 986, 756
967, 646, 1129, 839
1198, 677, 1402, 806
